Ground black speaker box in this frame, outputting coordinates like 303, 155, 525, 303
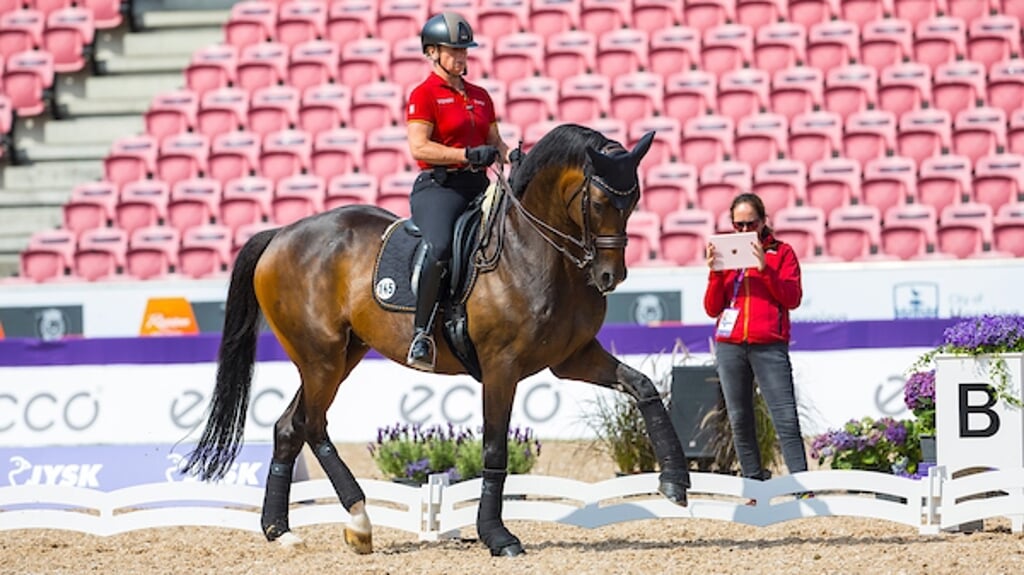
669, 365, 723, 461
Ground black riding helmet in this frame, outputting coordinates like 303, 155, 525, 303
420, 12, 478, 54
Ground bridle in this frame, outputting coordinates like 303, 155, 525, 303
489, 149, 635, 270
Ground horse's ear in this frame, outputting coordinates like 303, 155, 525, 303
585, 145, 618, 175
630, 131, 655, 162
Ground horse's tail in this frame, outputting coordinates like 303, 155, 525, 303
183, 228, 280, 481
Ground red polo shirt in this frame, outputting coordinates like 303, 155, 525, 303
406, 72, 496, 171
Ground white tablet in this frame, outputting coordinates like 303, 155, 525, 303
708, 232, 759, 271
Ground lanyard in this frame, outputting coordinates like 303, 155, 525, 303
729, 269, 746, 307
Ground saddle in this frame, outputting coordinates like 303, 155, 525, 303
371, 181, 504, 382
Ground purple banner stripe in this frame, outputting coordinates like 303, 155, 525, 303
0, 319, 957, 367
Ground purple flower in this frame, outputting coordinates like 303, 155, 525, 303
942, 314, 1024, 353
904, 370, 935, 412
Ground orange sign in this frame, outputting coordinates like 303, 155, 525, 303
0, 320, 5, 339
139, 297, 199, 336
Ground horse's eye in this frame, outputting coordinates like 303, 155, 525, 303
592, 201, 604, 215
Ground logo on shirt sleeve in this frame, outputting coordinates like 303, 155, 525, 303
408, 103, 416, 114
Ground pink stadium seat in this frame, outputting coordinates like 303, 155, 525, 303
145, 90, 199, 143
753, 159, 806, 216
877, 62, 930, 118
625, 210, 662, 266
1010, 109, 1024, 156
0, 95, 11, 138
73, 227, 128, 281
523, 119, 562, 152
326, 172, 378, 210
916, 154, 971, 213
633, 0, 681, 34
897, 108, 949, 168
624, 119, 675, 177
363, 125, 413, 179
717, 68, 770, 125
236, 42, 288, 92
839, 0, 886, 28
649, 26, 699, 79
772, 205, 826, 260
1001, 0, 1024, 27
937, 201, 996, 259
221, 176, 273, 232
474, 76, 506, 119
465, 34, 493, 80
806, 20, 858, 74
20, 228, 76, 282
947, 0, 993, 26
825, 203, 882, 261
178, 224, 232, 278
663, 70, 715, 126
63, 181, 118, 234
376, 0, 429, 44
700, 23, 752, 76
994, 201, 1024, 257
683, 0, 731, 35
288, 40, 339, 92
543, 30, 596, 82
299, 82, 350, 135
557, 73, 609, 125
259, 128, 312, 183
753, 22, 805, 76
881, 203, 937, 260
506, 75, 557, 134
734, 113, 787, 172
860, 155, 916, 217
3, 49, 52, 116
681, 114, 734, 173
196, 87, 248, 138
338, 37, 389, 86
967, 15, 1019, 72
377, 171, 418, 219
580, 0, 632, 37
697, 160, 750, 219
659, 208, 715, 266
736, 0, 783, 29
953, 107, 1006, 166
972, 154, 1024, 213
595, 27, 648, 79
125, 225, 180, 280
231, 221, 278, 263
42, 6, 94, 73
248, 85, 300, 137
913, 16, 966, 73
530, 0, 579, 39
81, 0, 123, 29
492, 32, 544, 84
988, 60, 1024, 118
168, 177, 222, 233
116, 179, 170, 236
478, 0, 528, 38
860, 18, 912, 74
932, 60, 986, 120
787, 0, 834, 30
31, 0, 74, 16
642, 162, 696, 219
185, 44, 238, 97
787, 110, 841, 170
610, 72, 663, 130
892, 0, 937, 28
104, 135, 157, 189
275, 0, 326, 48
842, 109, 896, 169
824, 64, 877, 121
499, 123, 522, 150
156, 132, 209, 188
272, 173, 325, 225
208, 130, 261, 184
769, 66, 823, 122
806, 157, 860, 220
0, 10, 43, 60
349, 80, 403, 133
325, 0, 376, 47
311, 127, 363, 182
390, 36, 430, 91
224, 1, 275, 49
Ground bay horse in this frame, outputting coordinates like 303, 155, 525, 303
183, 123, 691, 557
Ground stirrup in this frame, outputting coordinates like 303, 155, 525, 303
406, 331, 436, 371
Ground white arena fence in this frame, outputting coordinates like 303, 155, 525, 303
1, 468, 1021, 537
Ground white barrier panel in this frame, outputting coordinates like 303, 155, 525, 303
0, 348, 931, 447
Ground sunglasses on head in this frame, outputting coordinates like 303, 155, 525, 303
732, 219, 760, 231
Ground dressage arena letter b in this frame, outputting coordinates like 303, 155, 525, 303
959, 383, 1000, 438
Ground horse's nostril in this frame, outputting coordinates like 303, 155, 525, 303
601, 272, 614, 288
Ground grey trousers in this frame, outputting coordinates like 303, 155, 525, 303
715, 341, 808, 479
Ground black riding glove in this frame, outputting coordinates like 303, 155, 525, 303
465, 145, 499, 168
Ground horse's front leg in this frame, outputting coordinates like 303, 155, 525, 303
552, 339, 690, 506
477, 375, 526, 557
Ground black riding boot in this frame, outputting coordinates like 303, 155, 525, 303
407, 250, 446, 371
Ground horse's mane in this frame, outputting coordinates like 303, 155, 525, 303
510, 124, 622, 198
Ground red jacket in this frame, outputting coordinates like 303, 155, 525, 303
703, 234, 802, 344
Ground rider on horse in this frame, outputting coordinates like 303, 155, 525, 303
405, 12, 511, 371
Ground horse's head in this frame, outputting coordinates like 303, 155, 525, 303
579, 131, 654, 293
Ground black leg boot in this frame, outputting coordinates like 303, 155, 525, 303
407, 249, 446, 371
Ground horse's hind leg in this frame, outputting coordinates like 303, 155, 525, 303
261, 390, 307, 546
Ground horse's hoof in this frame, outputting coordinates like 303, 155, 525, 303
276, 532, 305, 548
658, 480, 689, 507
489, 542, 526, 557
344, 527, 373, 555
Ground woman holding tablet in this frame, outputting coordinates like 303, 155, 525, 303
703, 193, 809, 490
